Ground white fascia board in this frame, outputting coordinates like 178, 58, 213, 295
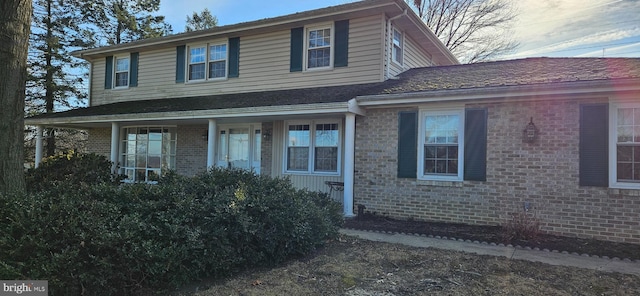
25, 102, 352, 125
357, 79, 640, 107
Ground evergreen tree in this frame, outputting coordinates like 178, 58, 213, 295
185, 8, 218, 32
28, 0, 92, 157
79, 0, 172, 45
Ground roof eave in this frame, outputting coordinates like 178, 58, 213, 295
71, 0, 398, 60
356, 78, 640, 106
25, 101, 361, 127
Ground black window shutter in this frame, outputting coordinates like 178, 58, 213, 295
228, 37, 240, 78
579, 104, 609, 187
334, 20, 349, 67
129, 52, 139, 87
175, 45, 186, 83
464, 108, 488, 181
104, 56, 113, 89
398, 111, 418, 178
290, 27, 303, 72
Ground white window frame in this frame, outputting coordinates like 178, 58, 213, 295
120, 126, 177, 183
304, 23, 334, 71
417, 108, 465, 182
609, 102, 640, 189
113, 55, 130, 88
284, 119, 341, 176
186, 41, 228, 82
392, 28, 404, 65
187, 45, 207, 81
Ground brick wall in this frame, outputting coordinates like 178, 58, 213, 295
175, 125, 208, 176
86, 128, 111, 158
355, 99, 640, 244
261, 122, 273, 176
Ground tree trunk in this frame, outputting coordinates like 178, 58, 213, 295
0, 0, 32, 194
45, 0, 57, 156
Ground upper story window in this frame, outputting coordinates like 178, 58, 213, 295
611, 104, 640, 188
209, 44, 227, 78
285, 120, 340, 174
392, 28, 404, 65
187, 42, 227, 81
306, 25, 333, 70
114, 56, 130, 88
418, 109, 464, 181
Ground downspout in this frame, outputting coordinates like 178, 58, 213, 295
385, 9, 407, 80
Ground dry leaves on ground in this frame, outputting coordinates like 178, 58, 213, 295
175, 235, 640, 296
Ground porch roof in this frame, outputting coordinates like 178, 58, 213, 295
26, 57, 640, 126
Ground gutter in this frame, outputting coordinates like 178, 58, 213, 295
25, 101, 364, 126
356, 78, 640, 106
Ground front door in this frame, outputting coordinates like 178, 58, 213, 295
217, 124, 261, 173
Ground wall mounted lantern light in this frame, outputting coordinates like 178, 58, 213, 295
523, 117, 538, 143
262, 129, 272, 140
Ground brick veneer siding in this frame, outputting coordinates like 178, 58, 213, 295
261, 122, 273, 176
355, 99, 640, 244
86, 128, 111, 158
175, 125, 208, 176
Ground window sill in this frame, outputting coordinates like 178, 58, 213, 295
416, 179, 463, 187
112, 86, 130, 90
185, 77, 228, 84
304, 66, 334, 73
284, 171, 341, 177
609, 182, 640, 191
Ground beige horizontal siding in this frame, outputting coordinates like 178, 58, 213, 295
404, 35, 434, 68
90, 15, 384, 106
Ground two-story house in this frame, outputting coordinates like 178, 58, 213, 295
27, 0, 640, 245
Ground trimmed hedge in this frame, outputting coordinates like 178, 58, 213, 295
1, 167, 343, 295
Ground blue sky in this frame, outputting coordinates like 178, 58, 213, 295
158, 0, 640, 60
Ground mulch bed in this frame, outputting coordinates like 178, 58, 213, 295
343, 214, 640, 261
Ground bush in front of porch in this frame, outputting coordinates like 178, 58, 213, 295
1, 164, 343, 295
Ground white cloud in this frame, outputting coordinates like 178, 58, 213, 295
505, 0, 640, 58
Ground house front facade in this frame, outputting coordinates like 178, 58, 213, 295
26, 0, 640, 244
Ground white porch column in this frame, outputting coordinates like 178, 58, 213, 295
207, 119, 217, 168
110, 122, 120, 174
343, 113, 356, 217
34, 125, 44, 168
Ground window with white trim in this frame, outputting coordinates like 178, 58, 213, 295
392, 28, 403, 65
114, 56, 130, 87
611, 104, 640, 186
286, 120, 340, 174
188, 42, 227, 81
306, 25, 332, 70
418, 110, 464, 181
121, 127, 176, 182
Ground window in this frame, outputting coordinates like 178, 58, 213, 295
187, 42, 227, 81
612, 105, 640, 187
121, 127, 176, 182
188, 46, 206, 80
114, 56, 130, 87
286, 121, 340, 174
392, 28, 403, 65
306, 25, 332, 69
418, 110, 464, 181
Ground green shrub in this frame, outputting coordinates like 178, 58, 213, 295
1, 167, 343, 295
25, 151, 122, 192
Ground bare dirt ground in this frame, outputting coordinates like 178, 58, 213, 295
344, 215, 640, 260
175, 235, 640, 296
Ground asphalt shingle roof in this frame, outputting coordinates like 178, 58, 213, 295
27, 57, 640, 121
379, 57, 640, 94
